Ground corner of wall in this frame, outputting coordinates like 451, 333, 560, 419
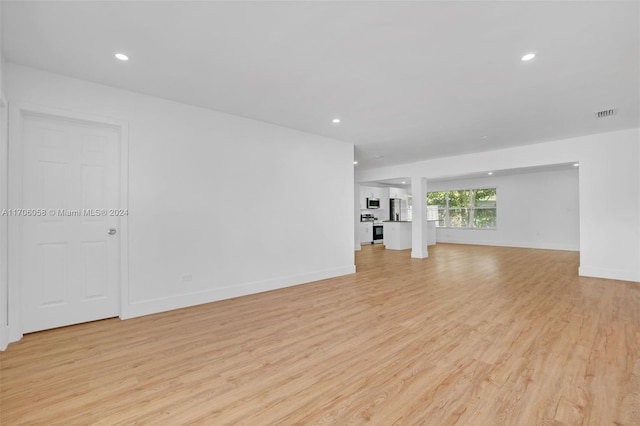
0, 96, 7, 351
0, 0, 9, 350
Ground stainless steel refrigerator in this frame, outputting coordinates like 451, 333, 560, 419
389, 198, 407, 221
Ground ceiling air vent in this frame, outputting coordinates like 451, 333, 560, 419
595, 108, 617, 118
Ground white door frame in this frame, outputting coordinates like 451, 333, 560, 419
0, 96, 8, 350
6, 102, 129, 346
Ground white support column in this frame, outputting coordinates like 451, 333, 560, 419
354, 183, 361, 251
411, 177, 428, 259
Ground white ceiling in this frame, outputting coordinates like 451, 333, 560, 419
3, 1, 639, 170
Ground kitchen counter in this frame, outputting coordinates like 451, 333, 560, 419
383, 220, 438, 250
383, 221, 412, 250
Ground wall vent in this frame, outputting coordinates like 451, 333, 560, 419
595, 108, 617, 118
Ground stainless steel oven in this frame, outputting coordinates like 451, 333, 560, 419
373, 224, 383, 242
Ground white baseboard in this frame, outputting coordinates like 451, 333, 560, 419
411, 248, 428, 258
578, 265, 640, 283
123, 265, 356, 319
0, 325, 8, 351
435, 239, 579, 252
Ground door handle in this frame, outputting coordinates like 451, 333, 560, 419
108, 228, 117, 235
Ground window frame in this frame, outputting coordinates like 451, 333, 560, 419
427, 187, 497, 230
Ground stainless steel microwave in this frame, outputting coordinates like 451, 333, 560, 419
366, 198, 380, 209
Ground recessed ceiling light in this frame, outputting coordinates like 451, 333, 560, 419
374, 155, 384, 159
332, 118, 341, 124
115, 53, 129, 61
488, 172, 493, 175
353, 161, 358, 165
521, 53, 536, 61
401, 181, 406, 184
573, 163, 579, 167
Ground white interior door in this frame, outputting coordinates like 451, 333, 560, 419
20, 113, 120, 333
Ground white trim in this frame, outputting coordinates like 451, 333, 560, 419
118, 121, 130, 319
354, 183, 361, 251
124, 265, 356, 319
435, 226, 498, 231
578, 265, 640, 283
0, 95, 8, 351
434, 239, 580, 252
7, 102, 23, 344
411, 248, 428, 258
6, 102, 129, 347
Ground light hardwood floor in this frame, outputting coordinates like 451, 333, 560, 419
2, 244, 640, 425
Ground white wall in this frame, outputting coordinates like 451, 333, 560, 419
4, 63, 355, 344
428, 169, 579, 251
357, 128, 640, 282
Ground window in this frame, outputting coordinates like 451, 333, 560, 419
447, 190, 471, 227
426, 191, 447, 227
427, 188, 496, 228
472, 188, 497, 228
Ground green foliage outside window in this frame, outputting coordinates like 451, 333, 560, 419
426, 191, 447, 227
473, 188, 497, 228
427, 188, 496, 228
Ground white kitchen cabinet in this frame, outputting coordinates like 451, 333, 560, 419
359, 222, 373, 244
389, 187, 408, 200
